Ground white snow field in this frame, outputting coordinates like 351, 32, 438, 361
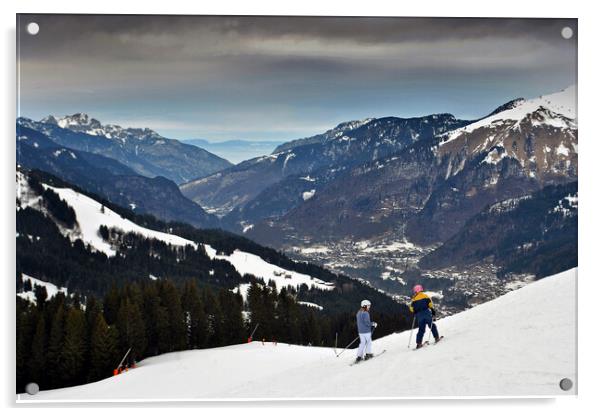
19, 268, 576, 401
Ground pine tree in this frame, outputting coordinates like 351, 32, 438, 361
16, 299, 36, 391
181, 281, 207, 349
218, 289, 245, 345
247, 282, 266, 340
60, 308, 87, 385
116, 297, 147, 361
303, 311, 322, 346
22, 277, 32, 292
276, 288, 301, 344
202, 287, 224, 347
89, 314, 118, 381
142, 284, 161, 356
34, 284, 48, 309
28, 314, 46, 388
262, 285, 278, 340
46, 305, 65, 388
159, 281, 186, 351
155, 304, 171, 354
103, 286, 121, 325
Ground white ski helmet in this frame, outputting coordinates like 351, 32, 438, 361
361, 299, 371, 308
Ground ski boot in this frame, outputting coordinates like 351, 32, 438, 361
364, 353, 374, 360
415, 342, 424, 349
435, 336, 444, 343
355, 357, 363, 363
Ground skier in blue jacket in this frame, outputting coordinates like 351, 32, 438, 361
410, 284, 442, 348
356, 299, 377, 363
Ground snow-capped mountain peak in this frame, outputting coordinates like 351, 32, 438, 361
432, 85, 577, 185
42, 113, 102, 130
35, 113, 165, 142
441, 85, 576, 144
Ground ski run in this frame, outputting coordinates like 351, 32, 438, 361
19, 268, 576, 401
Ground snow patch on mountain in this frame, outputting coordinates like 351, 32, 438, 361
488, 195, 532, 214
203, 245, 334, 292
298, 301, 324, 310
552, 193, 578, 217
481, 147, 508, 165
18, 274, 69, 304
302, 189, 316, 201
556, 143, 570, 156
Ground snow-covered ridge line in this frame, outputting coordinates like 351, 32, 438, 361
25, 113, 164, 144
18, 172, 331, 292
440, 85, 576, 145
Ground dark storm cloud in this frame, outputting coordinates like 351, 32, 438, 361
19, 15, 575, 51
17, 14, 577, 141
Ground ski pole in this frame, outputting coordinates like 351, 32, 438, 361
333, 332, 338, 356
335, 335, 359, 358
407, 315, 416, 349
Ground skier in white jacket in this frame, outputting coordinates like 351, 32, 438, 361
355, 299, 377, 363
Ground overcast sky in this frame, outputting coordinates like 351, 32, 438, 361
18, 15, 577, 142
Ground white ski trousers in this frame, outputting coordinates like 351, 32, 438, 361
357, 332, 372, 358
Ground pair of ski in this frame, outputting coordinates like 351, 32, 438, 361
414, 335, 445, 350
349, 350, 387, 366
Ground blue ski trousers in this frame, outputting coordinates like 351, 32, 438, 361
416, 316, 439, 344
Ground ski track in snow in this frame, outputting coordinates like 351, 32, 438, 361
21, 268, 576, 401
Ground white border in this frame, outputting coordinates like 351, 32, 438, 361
3, 0, 601, 414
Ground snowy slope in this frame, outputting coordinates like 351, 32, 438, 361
20, 268, 576, 401
204, 245, 334, 292
44, 183, 196, 257
17, 172, 330, 292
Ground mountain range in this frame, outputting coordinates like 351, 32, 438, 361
175, 87, 577, 256
18, 113, 232, 184
16, 86, 578, 311
17, 124, 219, 229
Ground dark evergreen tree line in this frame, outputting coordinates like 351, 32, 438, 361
17, 276, 409, 393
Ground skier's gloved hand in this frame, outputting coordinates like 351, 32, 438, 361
372, 322, 378, 328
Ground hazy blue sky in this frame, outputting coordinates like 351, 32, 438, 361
18, 15, 577, 142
